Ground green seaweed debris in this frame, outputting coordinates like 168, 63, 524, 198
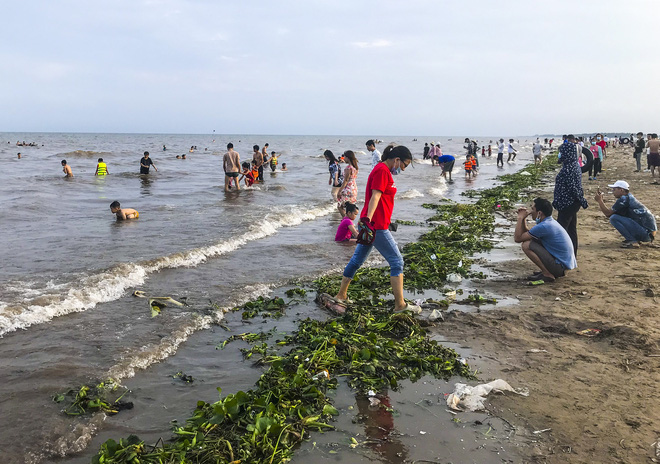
92, 156, 558, 464
53, 379, 132, 416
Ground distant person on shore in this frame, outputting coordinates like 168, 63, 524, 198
335, 202, 359, 242
533, 139, 543, 164
553, 134, 588, 256
140, 152, 157, 174
595, 134, 607, 160
366, 140, 381, 171
223, 143, 241, 192
61, 160, 73, 177
428, 142, 441, 166
514, 197, 576, 282
337, 150, 359, 216
633, 132, 645, 172
253, 145, 264, 181
507, 139, 517, 162
281, 163, 287, 171
594, 180, 657, 248
95, 158, 108, 176
497, 139, 505, 167
645, 133, 660, 179
330, 144, 422, 314
110, 201, 139, 220
324, 150, 343, 201
437, 154, 455, 182
588, 140, 603, 180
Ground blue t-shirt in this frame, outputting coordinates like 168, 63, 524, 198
529, 217, 577, 269
612, 194, 657, 232
437, 155, 455, 163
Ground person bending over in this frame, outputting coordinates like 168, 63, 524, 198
110, 201, 139, 220
594, 180, 656, 248
514, 197, 576, 283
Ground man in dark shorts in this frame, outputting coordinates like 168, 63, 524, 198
514, 197, 577, 282
140, 151, 157, 174
223, 143, 241, 192
436, 154, 455, 181
253, 145, 264, 181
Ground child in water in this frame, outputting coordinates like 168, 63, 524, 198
464, 154, 474, 178
281, 163, 287, 171
239, 161, 256, 187
110, 201, 139, 220
335, 202, 359, 242
95, 158, 108, 176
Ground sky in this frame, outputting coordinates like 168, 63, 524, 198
2, 0, 659, 135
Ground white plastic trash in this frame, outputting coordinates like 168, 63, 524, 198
447, 273, 462, 283
446, 379, 529, 412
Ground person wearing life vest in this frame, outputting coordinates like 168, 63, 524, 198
95, 158, 109, 176
269, 151, 279, 172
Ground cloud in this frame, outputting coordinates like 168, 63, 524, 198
352, 39, 392, 49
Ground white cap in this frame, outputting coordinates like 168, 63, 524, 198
607, 180, 630, 190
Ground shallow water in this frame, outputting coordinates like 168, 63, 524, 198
0, 132, 537, 463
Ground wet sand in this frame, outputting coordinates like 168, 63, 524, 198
437, 145, 660, 462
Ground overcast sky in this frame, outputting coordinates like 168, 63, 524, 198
2, 0, 658, 135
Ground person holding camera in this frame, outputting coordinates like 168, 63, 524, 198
331, 144, 421, 314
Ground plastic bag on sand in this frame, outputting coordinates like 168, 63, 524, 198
446, 273, 462, 283
446, 379, 529, 412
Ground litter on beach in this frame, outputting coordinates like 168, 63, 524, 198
576, 328, 601, 337
447, 273, 462, 283
446, 379, 529, 412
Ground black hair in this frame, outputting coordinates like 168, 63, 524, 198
61, 160, 67, 165
144, 151, 149, 156
567, 134, 575, 141
271, 151, 276, 155
98, 158, 103, 162
533, 198, 553, 218
241, 161, 250, 169
365, 139, 375, 147
509, 139, 514, 142
343, 150, 359, 169
227, 143, 233, 149
253, 145, 259, 151
381, 144, 412, 162
344, 202, 359, 214
324, 149, 338, 163
110, 200, 120, 209
264, 143, 269, 147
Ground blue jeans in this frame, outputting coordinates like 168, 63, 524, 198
343, 229, 404, 278
609, 215, 651, 242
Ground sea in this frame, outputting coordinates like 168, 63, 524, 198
0, 132, 537, 463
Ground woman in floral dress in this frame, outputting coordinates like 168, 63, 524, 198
337, 150, 359, 216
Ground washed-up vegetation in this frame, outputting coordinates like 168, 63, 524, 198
92, 156, 558, 464
53, 379, 132, 416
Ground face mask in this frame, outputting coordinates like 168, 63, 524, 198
390, 159, 401, 175
534, 213, 542, 224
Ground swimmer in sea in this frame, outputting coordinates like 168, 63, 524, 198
110, 201, 139, 220
61, 160, 73, 177
281, 163, 287, 171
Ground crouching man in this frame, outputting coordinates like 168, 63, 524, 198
594, 180, 657, 248
514, 197, 577, 283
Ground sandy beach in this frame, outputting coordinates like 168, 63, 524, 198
438, 144, 660, 463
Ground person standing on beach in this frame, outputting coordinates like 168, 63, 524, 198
533, 139, 543, 165
588, 140, 603, 180
633, 132, 645, 172
336, 150, 359, 216
330, 145, 422, 314
140, 152, 157, 174
61, 160, 73, 177
594, 180, 656, 248
553, 135, 588, 256
324, 150, 343, 201
497, 139, 505, 167
253, 145, 264, 182
223, 143, 241, 192
596, 134, 607, 160
645, 133, 660, 179
367, 139, 381, 171
427, 143, 439, 166
507, 139, 517, 162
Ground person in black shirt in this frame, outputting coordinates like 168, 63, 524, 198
140, 151, 158, 174
633, 132, 645, 172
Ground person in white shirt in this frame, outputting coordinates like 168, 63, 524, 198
366, 139, 381, 170
532, 139, 543, 164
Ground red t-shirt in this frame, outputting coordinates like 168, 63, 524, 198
361, 162, 396, 230
596, 140, 606, 154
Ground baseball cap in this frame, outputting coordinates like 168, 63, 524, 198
607, 180, 629, 190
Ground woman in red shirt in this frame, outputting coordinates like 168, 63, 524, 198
332, 144, 421, 314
